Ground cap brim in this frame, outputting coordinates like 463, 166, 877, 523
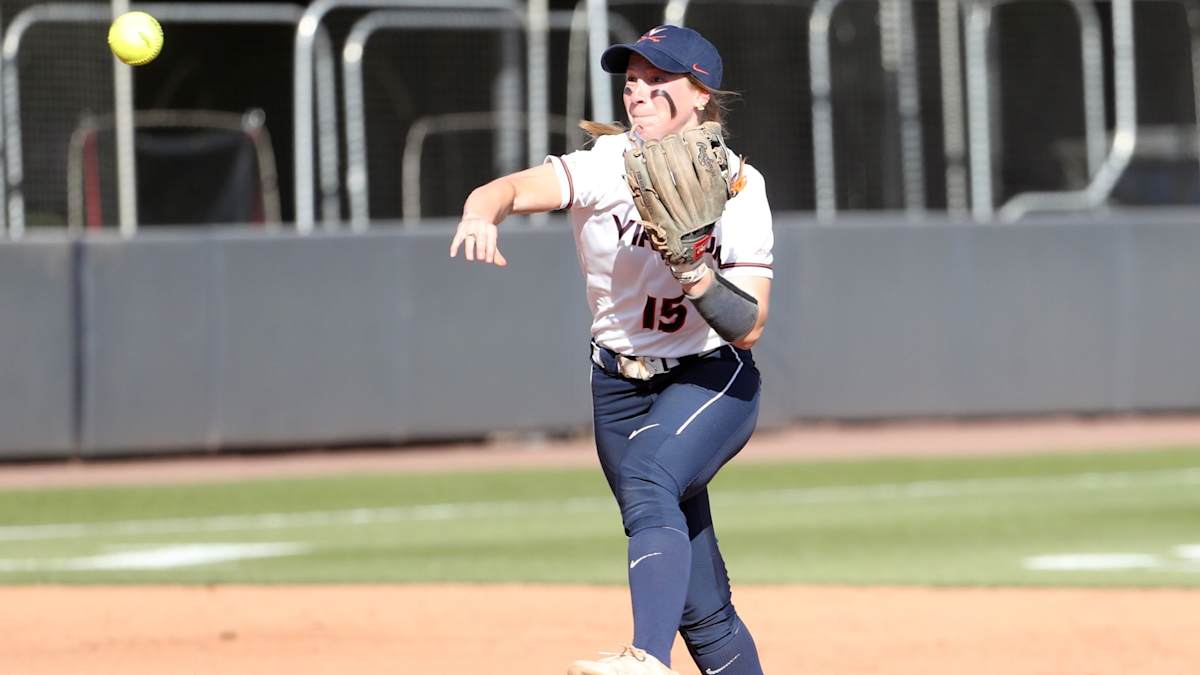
600, 43, 691, 76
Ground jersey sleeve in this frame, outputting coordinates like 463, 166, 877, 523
716, 162, 774, 279
544, 134, 625, 210
543, 155, 574, 211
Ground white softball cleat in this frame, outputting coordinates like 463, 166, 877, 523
567, 645, 679, 675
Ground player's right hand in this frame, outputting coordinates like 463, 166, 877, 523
450, 215, 508, 267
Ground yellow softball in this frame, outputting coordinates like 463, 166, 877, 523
107, 11, 163, 66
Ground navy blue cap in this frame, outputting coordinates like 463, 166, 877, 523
600, 25, 723, 90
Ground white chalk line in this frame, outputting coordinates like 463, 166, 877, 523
0, 499, 614, 543
1023, 545, 1200, 573
1, 466, 1197, 543
0, 542, 309, 572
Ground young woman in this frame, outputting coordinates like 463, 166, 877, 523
450, 25, 772, 675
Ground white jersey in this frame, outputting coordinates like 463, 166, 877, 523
546, 132, 774, 358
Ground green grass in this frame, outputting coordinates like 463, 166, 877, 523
1, 447, 1199, 586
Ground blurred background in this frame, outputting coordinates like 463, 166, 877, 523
2, 0, 1200, 461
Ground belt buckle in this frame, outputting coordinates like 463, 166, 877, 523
618, 355, 668, 380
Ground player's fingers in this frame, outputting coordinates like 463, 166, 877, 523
451, 226, 476, 259
494, 248, 508, 267
452, 218, 501, 265
453, 215, 487, 260
483, 229, 497, 264
472, 232, 487, 262
463, 233, 477, 261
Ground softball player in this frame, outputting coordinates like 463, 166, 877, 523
451, 25, 772, 675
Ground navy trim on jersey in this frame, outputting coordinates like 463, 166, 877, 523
553, 155, 576, 209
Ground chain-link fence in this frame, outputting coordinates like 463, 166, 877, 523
2, 0, 1199, 233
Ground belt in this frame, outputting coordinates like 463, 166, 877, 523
591, 342, 726, 381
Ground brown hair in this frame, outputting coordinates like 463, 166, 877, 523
579, 75, 738, 140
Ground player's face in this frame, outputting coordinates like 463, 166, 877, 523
623, 55, 710, 141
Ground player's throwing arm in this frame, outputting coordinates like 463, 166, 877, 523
449, 164, 566, 267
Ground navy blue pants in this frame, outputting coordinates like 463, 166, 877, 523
591, 343, 760, 667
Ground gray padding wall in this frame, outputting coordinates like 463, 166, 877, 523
78, 224, 592, 455
761, 213, 1200, 419
0, 237, 75, 456
3, 211, 1200, 458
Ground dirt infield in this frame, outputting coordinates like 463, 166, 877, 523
5, 416, 1200, 674
5, 585, 1199, 674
